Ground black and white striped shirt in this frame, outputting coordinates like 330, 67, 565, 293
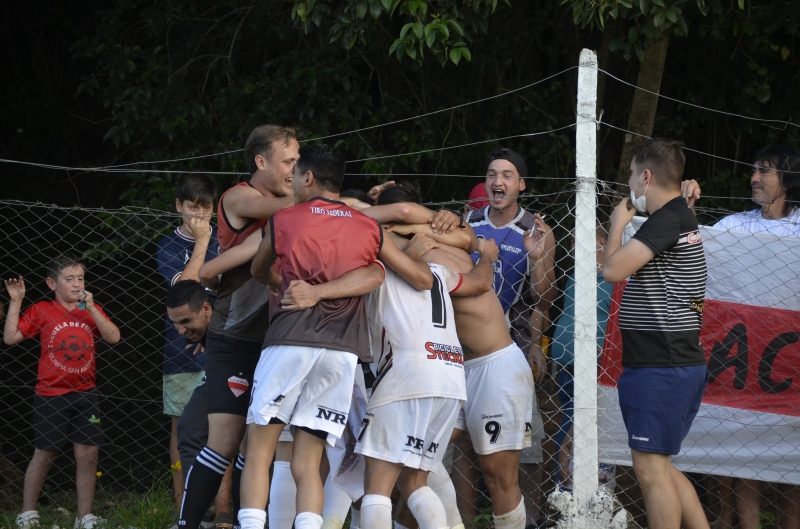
620, 197, 707, 367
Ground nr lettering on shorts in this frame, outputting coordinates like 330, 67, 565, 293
316, 405, 346, 425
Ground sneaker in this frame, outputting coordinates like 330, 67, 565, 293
214, 513, 234, 529
74, 514, 103, 529
15, 511, 39, 529
199, 510, 215, 529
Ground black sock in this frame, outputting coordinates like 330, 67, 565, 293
179, 447, 231, 529
232, 453, 245, 529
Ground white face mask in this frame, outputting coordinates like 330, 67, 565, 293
630, 172, 649, 213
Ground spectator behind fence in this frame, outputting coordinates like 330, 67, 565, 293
603, 138, 709, 529
464, 183, 489, 215
707, 145, 800, 529
3, 255, 121, 529
550, 222, 613, 492
155, 174, 221, 509
465, 147, 557, 528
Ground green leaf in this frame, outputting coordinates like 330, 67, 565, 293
654, 12, 665, 27
460, 47, 471, 61
346, 31, 357, 49
756, 83, 771, 104
381, 0, 392, 10
449, 47, 461, 65
782, 47, 791, 61
628, 26, 639, 42
448, 19, 466, 36
426, 31, 436, 47
635, 45, 644, 62
639, 0, 649, 15
665, 8, 677, 23
400, 22, 413, 40
413, 21, 424, 39
651, 0, 665, 6
738, 0, 745, 9
389, 39, 401, 55
370, 1, 382, 18
356, 0, 367, 19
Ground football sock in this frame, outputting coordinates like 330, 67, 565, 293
295, 512, 324, 529
349, 507, 361, 529
361, 495, 392, 529
179, 447, 230, 529
492, 497, 526, 529
428, 463, 461, 528
321, 472, 352, 529
267, 461, 296, 529
237, 508, 266, 529
407, 487, 448, 529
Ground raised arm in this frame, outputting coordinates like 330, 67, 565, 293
198, 229, 263, 289
3, 276, 26, 345
250, 223, 278, 285
221, 185, 294, 226
280, 263, 386, 310
82, 291, 121, 345
449, 238, 497, 297
603, 198, 655, 283
378, 233, 435, 290
177, 216, 214, 284
388, 222, 476, 252
361, 203, 462, 234
523, 213, 558, 311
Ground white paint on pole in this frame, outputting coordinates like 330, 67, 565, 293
572, 47, 599, 508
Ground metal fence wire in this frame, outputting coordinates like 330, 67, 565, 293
2, 183, 799, 529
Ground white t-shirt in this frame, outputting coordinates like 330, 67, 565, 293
713, 208, 800, 237
366, 263, 467, 407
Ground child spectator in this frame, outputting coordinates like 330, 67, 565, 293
3, 255, 121, 529
155, 174, 220, 509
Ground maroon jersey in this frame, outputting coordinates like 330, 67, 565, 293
262, 197, 383, 361
217, 182, 268, 252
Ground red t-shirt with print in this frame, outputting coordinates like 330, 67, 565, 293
17, 300, 109, 396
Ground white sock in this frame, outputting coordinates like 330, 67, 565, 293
295, 512, 324, 529
321, 472, 352, 529
428, 463, 462, 528
492, 497, 526, 529
268, 461, 297, 529
394, 523, 412, 529
349, 507, 361, 529
237, 508, 267, 529
407, 486, 448, 529
361, 494, 392, 529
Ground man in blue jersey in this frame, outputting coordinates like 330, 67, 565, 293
155, 174, 226, 520
465, 147, 557, 527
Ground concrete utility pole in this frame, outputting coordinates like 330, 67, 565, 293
544, 48, 627, 529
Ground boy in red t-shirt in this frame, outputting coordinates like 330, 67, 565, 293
3, 255, 120, 529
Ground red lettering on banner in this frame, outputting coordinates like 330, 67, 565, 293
600, 283, 800, 417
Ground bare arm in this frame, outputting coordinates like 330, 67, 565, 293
388, 222, 475, 252
198, 229, 263, 289
603, 198, 656, 283
80, 291, 121, 345
250, 223, 278, 285
280, 263, 386, 310
527, 307, 547, 384
361, 204, 462, 234
379, 233, 434, 290
177, 217, 213, 284
222, 186, 294, 228
3, 277, 25, 345
524, 214, 558, 312
449, 238, 497, 297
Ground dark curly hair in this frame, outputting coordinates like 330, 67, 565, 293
753, 145, 800, 216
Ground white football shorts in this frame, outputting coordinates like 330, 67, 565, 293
356, 396, 462, 472
454, 343, 536, 455
247, 345, 358, 446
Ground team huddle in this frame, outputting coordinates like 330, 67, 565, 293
169, 125, 544, 529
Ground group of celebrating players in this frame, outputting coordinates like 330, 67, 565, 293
171, 124, 550, 529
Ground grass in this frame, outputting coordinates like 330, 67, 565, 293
0, 468, 177, 529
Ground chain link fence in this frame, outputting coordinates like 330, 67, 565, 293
1, 183, 799, 529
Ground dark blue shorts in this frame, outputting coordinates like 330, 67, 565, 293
618, 365, 707, 455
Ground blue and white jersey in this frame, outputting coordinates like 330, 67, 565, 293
467, 206, 537, 313
156, 227, 221, 375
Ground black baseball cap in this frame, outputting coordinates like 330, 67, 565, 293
487, 147, 528, 179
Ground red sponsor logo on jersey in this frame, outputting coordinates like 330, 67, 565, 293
687, 231, 701, 244
425, 342, 464, 364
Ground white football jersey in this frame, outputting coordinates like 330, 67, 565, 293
367, 262, 467, 407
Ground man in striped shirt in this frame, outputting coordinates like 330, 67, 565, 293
603, 139, 709, 529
